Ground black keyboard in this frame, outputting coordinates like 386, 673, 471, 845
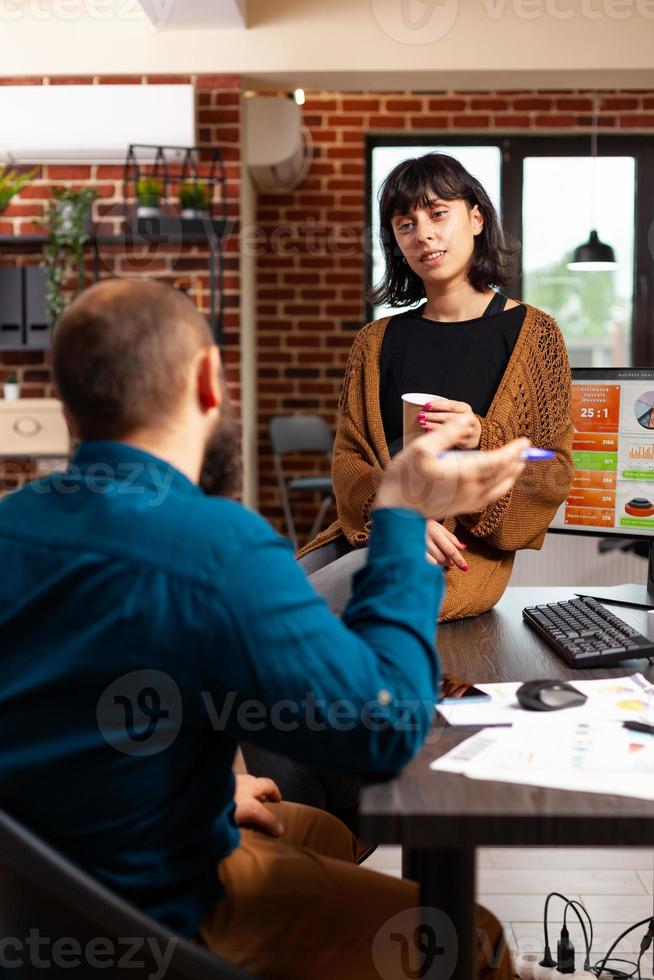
522, 596, 654, 667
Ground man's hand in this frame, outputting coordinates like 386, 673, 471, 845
374, 418, 528, 520
418, 397, 482, 449
234, 774, 284, 837
426, 519, 468, 570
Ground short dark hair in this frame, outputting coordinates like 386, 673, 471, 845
53, 279, 214, 441
369, 152, 518, 308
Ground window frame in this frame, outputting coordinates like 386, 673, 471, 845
365, 134, 654, 366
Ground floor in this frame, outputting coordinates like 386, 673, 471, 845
364, 845, 654, 971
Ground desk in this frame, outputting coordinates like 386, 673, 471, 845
359, 588, 654, 980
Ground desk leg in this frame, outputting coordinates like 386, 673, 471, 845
403, 846, 476, 980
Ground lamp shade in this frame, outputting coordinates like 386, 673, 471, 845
567, 229, 617, 271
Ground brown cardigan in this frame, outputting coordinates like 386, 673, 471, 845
297, 303, 574, 622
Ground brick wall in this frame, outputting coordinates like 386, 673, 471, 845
255, 88, 654, 543
0, 73, 241, 490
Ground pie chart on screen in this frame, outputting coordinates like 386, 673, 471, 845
634, 391, 654, 429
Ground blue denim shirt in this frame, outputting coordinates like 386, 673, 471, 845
0, 441, 442, 936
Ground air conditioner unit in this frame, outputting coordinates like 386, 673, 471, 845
244, 95, 312, 192
0, 85, 195, 164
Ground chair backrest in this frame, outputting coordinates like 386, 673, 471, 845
0, 807, 257, 979
269, 414, 333, 457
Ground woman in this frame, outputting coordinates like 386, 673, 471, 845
297, 152, 574, 621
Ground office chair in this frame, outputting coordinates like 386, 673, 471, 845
269, 414, 334, 549
0, 806, 259, 979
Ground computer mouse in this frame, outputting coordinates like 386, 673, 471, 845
516, 679, 588, 712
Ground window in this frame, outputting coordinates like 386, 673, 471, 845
366, 136, 654, 367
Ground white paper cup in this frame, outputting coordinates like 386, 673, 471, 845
401, 392, 443, 447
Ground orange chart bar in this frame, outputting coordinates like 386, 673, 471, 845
573, 471, 617, 490
564, 506, 615, 527
571, 384, 621, 433
568, 488, 617, 508
572, 433, 619, 453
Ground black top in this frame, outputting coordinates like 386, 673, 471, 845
379, 293, 527, 456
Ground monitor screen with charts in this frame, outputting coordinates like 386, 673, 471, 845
550, 368, 654, 539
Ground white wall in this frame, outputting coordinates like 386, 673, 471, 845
2, 0, 654, 89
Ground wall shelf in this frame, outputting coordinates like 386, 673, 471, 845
0, 218, 228, 342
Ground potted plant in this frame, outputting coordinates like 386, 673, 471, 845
0, 166, 37, 214
136, 177, 164, 218
179, 182, 211, 220
3, 372, 20, 400
41, 187, 99, 328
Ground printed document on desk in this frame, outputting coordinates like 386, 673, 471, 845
431, 719, 654, 802
436, 674, 654, 727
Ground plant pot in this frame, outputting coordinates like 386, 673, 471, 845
3, 383, 20, 400
180, 208, 210, 221
55, 199, 93, 236
137, 201, 162, 219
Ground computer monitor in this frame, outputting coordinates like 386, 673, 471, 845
550, 367, 654, 608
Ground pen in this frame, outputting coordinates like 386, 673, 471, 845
437, 448, 555, 462
622, 721, 654, 736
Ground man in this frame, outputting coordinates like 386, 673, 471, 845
0, 280, 527, 979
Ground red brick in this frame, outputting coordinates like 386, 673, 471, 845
95, 166, 125, 179
514, 98, 553, 111
410, 115, 449, 129
341, 98, 381, 112
327, 115, 365, 127
428, 98, 466, 111
369, 114, 406, 128
195, 74, 240, 89
303, 99, 339, 112
326, 146, 365, 159
216, 92, 240, 106
146, 74, 192, 85
452, 115, 490, 128
327, 178, 363, 191
618, 114, 654, 127
0, 77, 44, 85
17, 186, 53, 200
555, 98, 594, 111
494, 115, 531, 127
48, 75, 95, 85
386, 99, 423, 112
470, 98, 508, 110
601, 97, 640, 110
44, 165, 92, 180
0, 351, 46, 365
98, 75, 142, 85
2, 203, 42, 218
311, 129, 338, 144
534, 115, 576, 127
198, 109, 240, 124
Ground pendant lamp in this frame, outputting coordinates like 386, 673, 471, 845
567, 96, 617, 272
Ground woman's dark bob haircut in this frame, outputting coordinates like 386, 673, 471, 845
370, 152, 518, 308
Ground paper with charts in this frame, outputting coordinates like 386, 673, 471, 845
430, 716, 654, 802
436, 673, 654, 727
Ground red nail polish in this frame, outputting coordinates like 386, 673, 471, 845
462, 564, 469, 571
417, 412, 426, 420
419, 420, 428, 428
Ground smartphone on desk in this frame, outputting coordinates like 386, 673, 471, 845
439, 674, 491, 704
